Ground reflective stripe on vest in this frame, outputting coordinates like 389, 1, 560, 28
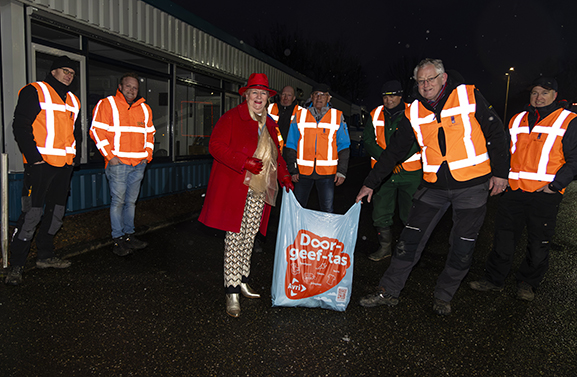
29, 82, 79, 166
370, 105, 421, 170
267, 103, 285, 148
508, 109, 573, 191
268, 103, 279, 122
407, 84, 490, 182
296, 108, 340, 175
92, 96, 152, 160
369, 106, 385, 167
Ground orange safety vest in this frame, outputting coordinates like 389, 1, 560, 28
90, 90, 155, 167
295, 107, 342, 176
508, 108, 575, 193
370, 105, 421, 170
406, 84, 491, 183
267, 103, 299, 152
24, 82, 80, 167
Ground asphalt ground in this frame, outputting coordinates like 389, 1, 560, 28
1, 156, 576, 376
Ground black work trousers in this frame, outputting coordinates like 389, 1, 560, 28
484, 189, 563, 288
378, 182, 490, 302
10, 163, 73, 267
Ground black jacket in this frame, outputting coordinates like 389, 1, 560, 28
275, 100, 298, 144
364, 74, 510, 190
13, 74, 82, 165
523, 101, 577, 191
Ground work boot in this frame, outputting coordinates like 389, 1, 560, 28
36, 257, 71, 269
516, 281, 535, 301
112, 237, 133, 257
433, 298, 451, 315
5, 266, 24, 285
469, 278, 504, 292
124, 234, 148, 250
368, 227, 392, 261
359, 287, 399, 307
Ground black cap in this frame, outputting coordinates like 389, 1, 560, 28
530, 77, 558, 92
311, 83, 330, 95
50, 55, 79, 73
381, 80, 403, 96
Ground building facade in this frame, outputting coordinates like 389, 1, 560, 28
0, 0, 353, 222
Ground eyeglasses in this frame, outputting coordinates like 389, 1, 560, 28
61, 68, 76, 77
312, 92, 329, 98
416, 73, 440, 86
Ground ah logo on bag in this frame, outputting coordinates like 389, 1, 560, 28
285, 229, 351, 300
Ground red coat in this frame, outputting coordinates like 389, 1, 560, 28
199, 101, 290, 234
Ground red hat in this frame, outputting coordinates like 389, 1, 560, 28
239, 73, 277, 96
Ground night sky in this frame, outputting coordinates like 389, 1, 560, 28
170, 0, 577, 116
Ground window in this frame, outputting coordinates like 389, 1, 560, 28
88, 40, 169, 74
31, 22, 80, 50
174, 82, 221, 158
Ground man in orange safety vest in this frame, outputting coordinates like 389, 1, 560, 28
356, 58, 509, 315
470, 77, 577, 302
6, 55, 81, 285
90, 73, 156, 257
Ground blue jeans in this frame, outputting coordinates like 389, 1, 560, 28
105, 162, 146, 239
293, 176, 335, 213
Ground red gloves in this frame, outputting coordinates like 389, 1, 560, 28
244, 157, 263, 174
280, 174, 294, 192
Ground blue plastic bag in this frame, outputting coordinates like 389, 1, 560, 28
271, 190, 361, 311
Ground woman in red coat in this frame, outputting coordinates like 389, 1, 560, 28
199, 73, 293, 317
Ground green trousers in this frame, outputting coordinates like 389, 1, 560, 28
372, 170, 422, 228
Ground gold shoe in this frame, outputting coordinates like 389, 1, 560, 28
240, 282, 261, 299
226, 293, 240, 318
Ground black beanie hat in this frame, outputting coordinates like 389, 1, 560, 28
50, 55, 78, 73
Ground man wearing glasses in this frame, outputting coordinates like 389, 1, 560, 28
6, 56, 81, 285
356, 58, 509, 315
285, 84, 350, 213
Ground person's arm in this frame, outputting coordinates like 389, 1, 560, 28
284, 115, 301, 178
12, 85, 43, 164
89, 98, 116, 162
144, 103, 156, 163
335, 114, 351, 180
73, 115, 83, 165
549, 116, 577, 191
363, 116, 416, 189
474, 89, 510, 195
474, 89, 510, 179
208, 110, 252, 173
362, 116, 385, 160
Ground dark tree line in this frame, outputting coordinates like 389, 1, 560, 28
252, 25, 368, 103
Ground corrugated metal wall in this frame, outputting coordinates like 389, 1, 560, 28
8, 159, 212, 221
4, 0, 343, 222
25, 0, 312, 92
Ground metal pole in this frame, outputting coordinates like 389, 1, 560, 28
1, 153, 8, 268
504, 74, 511, 124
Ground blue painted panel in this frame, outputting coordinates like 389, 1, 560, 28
7, 159, 212, 223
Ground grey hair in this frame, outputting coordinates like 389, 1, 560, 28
413, 58, 445, 80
